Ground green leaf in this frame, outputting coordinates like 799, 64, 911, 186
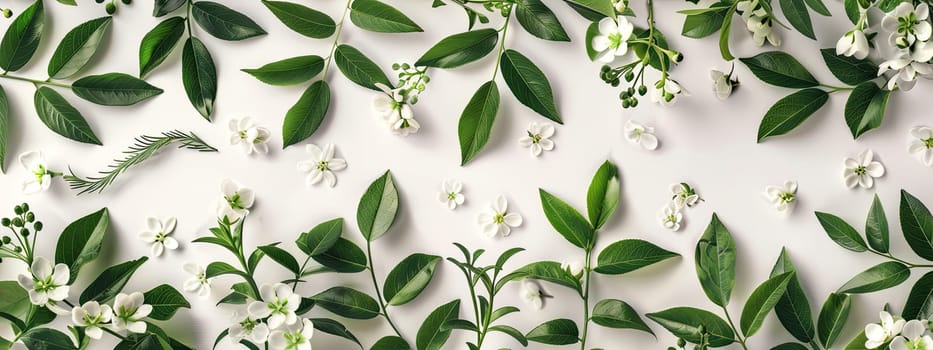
740, 272, 795, 337
564, 0, 614, 17
757, 88, 829, 142
499, 49, 561, 123
372, 336, 410, 350
282, 80, 330, 148
838, 261, 910, 294
262, 0, 336, 39
586, 160, 620, 230
773, 343, 809, 350
297, 218, 343, 256
818, 292, 851, 348
0, 0, 44, 72
334, 44, 392, 91
844, 82, 889, 139
257, 245, 301, 274
153, 0, 186, 17
815, 211, 868, 252
349, 0, 422, 33
115, 333, 171, 350
595, 239, 679, 275
47, 17, 111, 79
383, 253, 441, 306
311, 287, 380, 319
20, 328, 77, 350
540, 189, 594, 249
584, 21, 600, 61
901, 190, 933, 261
681, 6, 727, 38
866, 194, 890, 253
718, 6, 734, 61
646, 307, 735, 347
0, 281, 30, 320
879, 0, 909, 11
143, 284, 190, 321
56, 0, 78, 5
513, 0, 569, 41
904, 271, 933, 320
416, 300, 460, 350
805, 0, 831, 15
695, 213, 736, 307
740, 52, 819, 88
242, 55, 324, 86
631, 27, 671, 71
206, 261, 248, 279
55, 208, 109, 283
72, 73, 164, 106
415, 29, 498, 68
309, 318, 362, 347
80, 257, 148, 303
526, 319, 579, 345
591, 299, 654, 334
357, 170, 399, 241
0, 86, 7, 173
498, 261, 582, 293
34, 86, 101, 145
489, 325, 528, 346
843, 0, 859, 23
771, 248, 815, 343
191, 1, 266, 41
458, 81, 499, 165
844, 331, 873, 350
820, 48, 877, 86
312, 237, 367, 273
181, 37, 217, 120
138, 16, 186, 78
780, 0, 815, 39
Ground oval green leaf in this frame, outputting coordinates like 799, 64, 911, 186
771, 248, 815, 343
182, 37, 217, 120
646, 307, 735, 347
372, 336, 410, 350
153, 0, 186, 17
459, 80, 499, 165
591, 299, 654, 334
257, 245, 301, 274
817, 292, 851, 348
263, 0, 336, 39
138, 16, 186, 79
539, 189, 594, 249
311, 287, 380, 319
695, 213, 736, 307
48, 17, 112, 79
595, 239, 679, 275
820, 48, 877, 86
282, 80, 330, 148
525, 318, 579, 345
904, 271, 933, 321
297, 218, 343, 256
79, 257, 148, 303
838, 261, 910, 294
72, 73, 164, 106
815, 211, 868, 252
191, 1, 266, 41
415, 29, 498, 68
20, 328, 76, 350
586, 160, 620, 230
500, 49, 561, 123
740, 272, 795, 337
416, 300, 460, 350
780, 0, 815, 39
55, 208, 109, 283
740, 51, 819, 88
357, 170, 399, 241
242, 55, 324, 86
900, 190, 933, 260
350, 0, 423, 33
0, 0, 44, 72
866, 194, 890, 253
34, 86, 101, 145
757, 88, 829, 142
845, 82, 889, 139
311, 237, 367, 273
143, 284, 191, 321
335, 44, 392, 91
383, 253, 441, 306
514, 0, 569, 41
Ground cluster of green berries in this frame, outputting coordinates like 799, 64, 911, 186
95, 0, 132, 14
0, 203, 43, 262
600, 65, 647, 108
667, 326, 711, 350
392, 63, 431, 105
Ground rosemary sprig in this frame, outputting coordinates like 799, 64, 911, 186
64, 130, 217, 195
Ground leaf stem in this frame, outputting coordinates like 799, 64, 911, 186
820, 84, 854, 93
366, 241, 406, 342
868, 249, 933, 268
809, 339, 822, 350
321, 0, 353, 81
721, 306, 748, 350
579, 248, 592, 350
102, 327, 127, 341
186, 0, 193, 36
292, 255, 313, 290
490, 11, 511, 81
0, 73, 71, 88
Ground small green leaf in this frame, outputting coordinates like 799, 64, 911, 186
34, 86, 101, 145
740, 52, 819, 88
282, 80, 330, 148
719, 6, 734, 61
206, 261, 248, 279
805, 0, 831, 15
695, 213, 736, 307
181, 37, 217, 120
498, 261, 581, 293
595, 239, 679, 275
80, 257, 148, 303
844, 0, 860, 23
334, 44, 392, 91
48, 17, 112, 79
372, 336, 410, 350
866, 194, 890, 253
311, 287, 380, 319
843, 331, 872, 350
416, 300, 460, 350
499, 49, 561, 123
563, 0, 614, 18
0, 0, 44, 72
383, 253, 441, 306
262, 0, 336, 39
242, 55, 324, 86
309, 318, 362, 347
489, 325, 528, 346
526, 319, 579, 345
845, 82, 889, 139
681, 6, 727, 38
415, 29, 498, 68
153, 0, 186, 17
72, 73, 164, 106
771, 248, 815, 343
191, 1, 266, 41
143, 284, 190, 320
904, 271, 933, 320
780, 0, 815, 39
820, 48, 877, 86
586, 160, 620, 230
646, 307, 735, 347
514, 0, 569, 41
540, 189, 594, 249
740, 272, 795, 337
20, 328, 77, 350
838, 261, 910, 294
312, 237, 367, 273
0, 86, 7, 173
757, 88, 829, 142
357, 170, 399, 241
138, 16, 186, 78
901, 190, 933, 261
458, 81, 499, 165
817, 292, 851, 348
55, 208, 109, 283
349, 0, 422, 33
297, 218, 343, 256
591, 299, 654, 334
772, 343, 809, 350
815, 211, 868, 252
257, 245, 301, 274
584, 21, 600, 61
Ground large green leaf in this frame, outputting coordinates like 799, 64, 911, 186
817, 292, 851, 348
845, 82, 889, 139
815, 211, 868, 252
805, 0, 831, 15
901, 190, 933, 261
48, 17, 111, 79
257, 245, 301, 274
695, 213, 736, 307
80, 257, 148, 303
138, 16, 186, 78
719, 5, 734, 60
904, 271, 933, 320
757, 88, 829, 142
0, 86, 7, 173
780, 0, 815, 39
458, 81, 499, 165
837, 261, 910, 294
191, 1, 266, 41
72, 73, 164, 106
415, 29, 498, 68
740, 51, 819, 88
646, 307, 735, 347
416, 300, 459, 350
282, 80, 330, 148
514, 0, 569, 41
866, 194, 890, 253
262, 0, 336, 39
383, 254, 441, 306
297, 218, 343, 256
311, 287, 380, 319
312, 237, 367, 273
740, 272, 795, 337
771, 248, 815, 343
20, 328, 77, 350
500, 49, 561, 123
563, 0, 614, 17
153, 0, 186, 17
525, 319, 579, 345
539, 189, 594, 249
372, 336, 410, 350
334, 44, 392, 91
309, 318, 362, 347
591, 299, 654, 334
34, 86, 101, 145
349, 0, 422, 33
595, 239, 679, 275
182, 37, 217, 120
357, 170, 399, 241
0, 281, 30, 320
586, 160, 620, 230
55, 208, 109, 283
0, 0, 44, 72
681, 5, 727, 38
243, 55, 324, 86
143, 284, 190, 320
820, 48, 877, 86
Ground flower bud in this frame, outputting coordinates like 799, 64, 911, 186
106, 2, 116, 14
392, 63, 400, 70
1, 236, 9, 244
122, 0, 131, 4
13, 246, 21, 253
638, 85, 647, 96
34, 222, 43, 231
20, 228, 28, 237
624, 71, 635, 82
25, 212, 34, 222
11, 217, 23, 227
2, 9, 11, 18
1, 218, 9, 227
13, 205, 23, 215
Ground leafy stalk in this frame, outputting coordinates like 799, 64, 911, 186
579, 248, 592, 350
366, 241, 406, 341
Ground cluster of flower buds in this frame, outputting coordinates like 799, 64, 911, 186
668, 326, 711, 350
95, 0, 132, 14
391, 63, 431, 105
600, 64, 647, 108
481, 0, 512, 17
0, 203, 43, 263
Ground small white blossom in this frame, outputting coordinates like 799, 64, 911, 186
670, 183, 701, 209
215, 179, 254, 221
477, 195, 523, 238
591, 16, 634, 63
112, 292, 152, 334
437, 180, 465, 210
710, 69, 737, 100
650, 78, 687, 106
658, 202, 683, 231
372, 83, 420, 136
890, 319, 933, 350
229, 117, 271, 155
268, 318, 314, 350
139, 217, 178, 257
71, 301, 113, 340
611, 0, 627, 13
837, 29, 870, 60
17, 256, 70, 310
19, 151, 54, 194
865, 311, 906, 349
518, 122, 555, 157
248, 283, 300, 330
296, 143, 347, 188
844, 149, 885, 189
228, 305, 270, 344
624, 120, 658, 150
878, 53, 933, 91
909, 126, 933, 166
882, 3, 932, 49
182, 262, 212, 297
520, 279, 545, 310
764, 180, 798, 212
737, 0, 781, 46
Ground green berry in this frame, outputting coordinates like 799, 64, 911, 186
11, 218, 23, 227
25, 212, 34, 222
20, 228, 28, 237
34, 222, 43, 231
1, 218, 9, 226
106, 3, 116, 14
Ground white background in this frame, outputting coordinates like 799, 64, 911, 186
0, 0, 931, 349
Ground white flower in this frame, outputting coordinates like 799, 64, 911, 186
611, 0, 626, 13
229, 117, 271, 155
268, 318, 314, 350
372, 83, 419, 135
296, 143, 347, 188
520, 279, 545, 310
882, 3, 931, 49
909, 126, 933, 166
518, 122, 555, 157
878, 54, 933, 91
112, 292, 152, 334
591, 16, 634, 63
650, 78, 687, 106
624, 120, 658, 150
844, 149, 885, 189
865, 311, 906, 349
890, 319, 933, 350
138, 217, 178, 257
658, 202, 683, 231
477, 195, 523, 238
764, 180, 798, 212
182, 262, 211, 297
670, 183, 700, 209
215, 179, 255, 222
71, 301, 113, 340
737, 0, 780, 46
17, 256, 70, 309
710, 69, 737, 100
248, 283, 299, 330
228, 305, 270, 344
837, 29, 871, 60
437, 180, 465, 210
19, 151, 54, 194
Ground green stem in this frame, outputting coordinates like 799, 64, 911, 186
102, 327, 127, 341
186, 0, 193, 36
366, 241, 405, 341
820, 84, 854, 93
233, 246, 261, 298
321, 0, 352, 81
0, 73, 71, 88
809, 339, 822, 350
292, 255, 313, 290
721, 306, 749, 350
467, 273, 484, 348
490, 12, 511, 81
868, 249, 933, 268
579, 248, 592, 350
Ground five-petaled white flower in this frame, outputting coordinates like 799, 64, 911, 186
216, 179, 255, 222
658, 202, 683, 231
477, 195, 523, 238
372, 83, 420, 136
520, 279, 546, 310
437, 180, 465, 210
139, 217, 178, 257
909, 126, 933, 166
229, 117, 272, 155
19, 151, 56, 194
248, 283, 300, 330
737, 0, 781, 46
112, 292, 152, 334
837, 29, 870, 60
651, 78, 687, 106
591, 16, 634, 63
889, 319, 933, 350
764, 180, 798, 212
844, 149, 885, 189
710, 69, 737, 100
670, 183, 701, 209
882, 3, 932, 49
228, 305, 270, 344
865, 311, 906, 349
519, 122, 556, 157
269, 318, 315, 350
17, 256, 70, 309
297, 143, 347, 188
624, 120, 658, 150
183, 262, 212, 297
71, 301, 113, 340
